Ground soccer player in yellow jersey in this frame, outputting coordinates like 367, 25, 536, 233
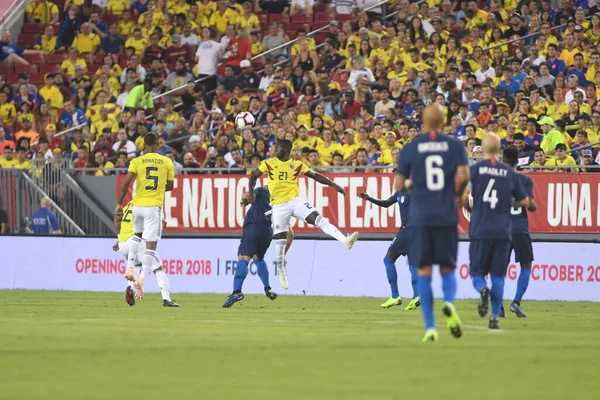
116, 134, 178, 306
247, 139, 359, 289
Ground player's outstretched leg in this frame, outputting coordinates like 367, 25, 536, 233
381, 256, 402, 308
223, 258, 249, 308
440, 267, 462, 338
472, 275, 490, 317
418, 267, 437, 343
510, 264, 530, 318
274, 238, 289, 289
405, 265, 421, 310
255, 259, 278, 300
311, 214, 358, 250
489, 274, 505, 329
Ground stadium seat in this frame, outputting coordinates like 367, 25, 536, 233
23, 54, 45, 64
46, 54, 66, 64
314, 32, 329, 44
268, 14, 289, 23
311, 21, 329, 30
314, 3, 330, 12
21, 24, 44, 34
314, 13, 331, 22
17, 33, 37, 48
259, 14, 268, 24
0, 64, 14, 75
25, 64, 39, 74
260, 22, 269, 33
337, 14, 354, 22
291, 15, 313, 24
289, 23, 306, 32
29, 73, 45, 85
286, 30, 297, 40
39, 64, 61, 75
251, 60, 264, 71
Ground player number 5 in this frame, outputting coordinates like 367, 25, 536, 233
425, 155, 444, 191
146, 167, 159, 190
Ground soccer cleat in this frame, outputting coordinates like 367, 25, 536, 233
277, 262, 289, 290
125, 286, 135, 307
489, 317, 500, 330
222, 293, 244, 308
404, 297, 421, 311
509, 302, 527, 318
499, 305, 506, 318
344, 232, 359, 250
265, 288, 278, 301
422, 329, 439, 343
442, 302, 463, 339
163, 299, 181, 307
478, 287, 491, 317
380, 296, 402, 308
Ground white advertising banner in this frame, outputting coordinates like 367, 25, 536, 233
1, 237, 599, 301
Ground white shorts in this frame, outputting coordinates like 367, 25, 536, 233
133, 206, 162, 242
118, 237, 145, 266
272, 197, 316, 235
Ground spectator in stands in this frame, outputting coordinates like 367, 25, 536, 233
91, 107, 118, 140
266, 76, 291, 115
100, 23, 125, 55
58, 6, 80, 46
92, 150, 114, 176
237, 60, 261, 93
0, 145, 16, 168
93, 134, 117, 159
170, 118, 192, 145
61, 48, 88, 78
0, 127, 15, 151
34, 25, 65, 54
89, 12, 108, 39
72, 23, 101, 54
25, 0, 60, 24
38, 74, 64, 112
59, 98, 88, 131
124, 78, 154, 111
13, 147, 32, 170
0, 31, 46, 66
210, 0, 239, 34
107, 0, 130, 15
581, 150, 600, 172
256, 0, 288, 14
112, 129, 137, 158
15, 117, 39, 143
143, 33, 166, 64
262, 23, 288, 61
223, 28, 252, 72
554, 143, 578, 172
165, 35, 191, 65
195, 28, 221, 93
30, 197, 62, 234
160, 59, 195, 95
70, 128, 91, 154
188, 135, 207, 164
34, 102, 57, 137
180, 22, 198, 47
78, 0, 103, 24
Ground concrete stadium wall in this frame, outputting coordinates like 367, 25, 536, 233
1, 237, 599, 301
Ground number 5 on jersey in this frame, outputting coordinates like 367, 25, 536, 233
146, 167, 159, 190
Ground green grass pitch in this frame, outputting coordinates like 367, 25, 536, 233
1, 291, 599, 400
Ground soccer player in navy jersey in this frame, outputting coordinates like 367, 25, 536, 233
396, 105, 471, 343
463, 138, 530, 330
359, 191, 420, 310
222, 186, 293, 308
504, 148, 537, 318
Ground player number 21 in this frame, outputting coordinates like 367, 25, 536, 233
425, 155, 444, 191
278, 172, 288, 180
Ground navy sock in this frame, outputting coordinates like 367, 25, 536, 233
514, 267, 531, 305
409, 265, 419, 298
418, 275, 435, 330
472, 275, 487, 293
254, 259, 270, 288
490, 274, 505, 317
383, 257, 399, 298
441, 271, 457, 304
233, 259, 249, 293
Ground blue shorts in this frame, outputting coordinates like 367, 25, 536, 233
408, 227, 458, 268
238, 224, 272, 260
511, 233, 534, 264
469, 239, 511, 277
388, 228, 411, 258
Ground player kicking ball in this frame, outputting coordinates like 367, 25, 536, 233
222, 187, 294, 308
359, 191, 420, 310
247, 139, 359, 290
462, 141, 529, 330
396, 104, 470, 343
113, 201, 173, 306
115, 134, 179, 307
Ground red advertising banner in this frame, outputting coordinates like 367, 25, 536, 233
116, 173, 600, 234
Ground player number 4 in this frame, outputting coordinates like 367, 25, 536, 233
483, 179, 498, 209
425, 155, 444, 191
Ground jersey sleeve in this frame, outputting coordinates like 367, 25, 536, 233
511, 170, 527, 201
127, 157, 137, 175
523, 175, 534, 197
48, 212, 60, 231
299, 161, 309, 175
396, 146, 411, 177
258, 159, 269, 175
167, 158, 175, 180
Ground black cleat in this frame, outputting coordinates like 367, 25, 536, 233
222, 293, 244, 308
478, 287, 490, 317
163, 299, 181, 307
126, 286, 135, 306
489, 317, 500, 330
265, 287, 278, 301
499, 305, 506, 318
510, 302, 527, 318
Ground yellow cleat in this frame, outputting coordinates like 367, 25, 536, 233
422, 329, 438, 343
442, 302, 463, 339
404, 296, 421, 310
380, 297, 402, 308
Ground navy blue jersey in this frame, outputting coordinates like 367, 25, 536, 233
397, 131, 468, 227
510, 173, 533, 234
243, 187, 272, 229
469, 159, 526, 240
396, 190, 410, 227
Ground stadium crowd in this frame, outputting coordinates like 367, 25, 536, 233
0, 0, 600, 176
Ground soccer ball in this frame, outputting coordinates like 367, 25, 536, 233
235, 112, 255, 129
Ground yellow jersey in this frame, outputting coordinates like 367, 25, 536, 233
12, 160, 32, 170
0, 157, 17, 168
118, 202, 135, 243
128, 153, 175, 208
61, 58, 88, 77
294, 136, 322, 150
316, 141, 343, 164
258, 158, 310, 204
72, 33, 100, 54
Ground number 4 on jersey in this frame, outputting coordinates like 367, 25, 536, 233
483, 179, 498, 209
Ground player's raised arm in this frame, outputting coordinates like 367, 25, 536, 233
305, 170, 348, 197
116, 171, 136, 214
247, 168, 264, 203
359, 192, 397, 207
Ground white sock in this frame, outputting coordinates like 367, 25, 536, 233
315, 215, 347, 244
154, 268, 171, 301
275, 239, 286, 269
141, 250, 159, 281
127, 280, 134, 289
127, 236, 143, 269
